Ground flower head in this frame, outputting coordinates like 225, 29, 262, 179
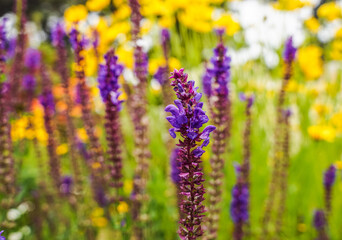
230, 182, 249, 223
283, 37, 296, 63
39, 91, 55, 113
24, 48, 41, 71
0, 230, 5, 240
324, 165, 336, 189
60, 175, 73, 195
0, 18, 7, 52
51, 22, 66, 47
165, 68, 215, 239
239, 93, 255, 108
313, 210, 326, 230
22, 74, 36, 91
98, 49, 124, 107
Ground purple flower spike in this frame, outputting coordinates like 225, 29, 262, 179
51, 22, 66, 47
24, 48, 41, 71
283, 37, 296, 64
239, 93, 255, 108
98, 49, 124, 107
166, 68, 215, 240
324, 165, 336, 189
313, 209, 329, 240
313, 210, 326, 230
323, 164, 336, 214
170, 148, 181, 184
0, 230, 5, 240
60, 175, 73, 195
23, 74, 36, 91
230, 183, 249, 223
98, 49, 125, 195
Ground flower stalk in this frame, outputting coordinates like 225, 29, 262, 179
165, 68, 215, 239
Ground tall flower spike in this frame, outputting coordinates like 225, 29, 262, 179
323, 164, 336, 215
0, 18, 16, 202
40, 64, 61, 192
313, 210, 329, 240
128, 1, 152, 238
98, 49, 125, 200
262, 37, 296, 237
165, 68, 215, 240
202, 28, 232, 239
230, 166, 249, 240
238, 93, 254, 235
10, 0, 27, 112
69, 27, 106, 206
52, 22, 83, 201
275, 108, 292, 235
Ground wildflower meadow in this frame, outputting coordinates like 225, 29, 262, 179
0, 0, 342, 239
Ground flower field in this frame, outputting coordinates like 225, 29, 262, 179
0, 0, 342, 239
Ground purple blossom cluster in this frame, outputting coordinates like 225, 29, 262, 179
230, 182, 249, 224
98, 49, 125, 196
24, 48, 41, 71
283, 37, 296, 64
202, 30, 231, 99
98, 50, 124, 107
0, 18, 7, 64
165, 68, 215, 239
324, 165, 336, 189
51, 22, 65, 47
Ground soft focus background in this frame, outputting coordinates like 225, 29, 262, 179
0, 0, 342, 239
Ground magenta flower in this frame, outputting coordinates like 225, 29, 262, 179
165, 68, 215, 239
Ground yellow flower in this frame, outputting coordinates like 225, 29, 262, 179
304, 17, 320, 33
56, 144, 68, 155
113, 4, 131, 20
298, 45, 323, 79
149, 58, 165, 74
92, 162, 102, 170
158, 16, 174, 28
331, 112, 342, 132
117, 201, 129, 213
77, 128, 88, 142
84, 50, 98, 77
91, 207, 104, 218
169, 57, 181, 71
313, 103, 330, 117
273, 0, 307, 10
64, 5, 88, 23
330, 39, 342, 60
297, 223, 307, 233
335, 161, 342, 170
308, 125, 336, 142
92, 217, 108, 228
214, 14, 240, 36
336, 28, 342, 39
317, 2, 341, 21
123, 180, 133, 195
86, 0, 110, 12
117, 46, 134, 69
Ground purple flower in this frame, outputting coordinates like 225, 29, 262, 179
0, 18, 7, 52
39, 91, 55, 113
0, 230, 5, 240
51, 22, 65, 47
230, 183, 249, 223
170, 148, 181, 184
22, 74, 36, 91
239, 93, 255, 108
161, 28, 170, 45
98, 49, 124, 107
69, 28, 87, 51
283, 37, 296, 63
154, 66, 168, 85
313, 210, 326, 230
60, 175, 73, 195
165, 68, 215, 239
134, 47, 148, 79
24, 48, 41, 71
324, 165, 336, 189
